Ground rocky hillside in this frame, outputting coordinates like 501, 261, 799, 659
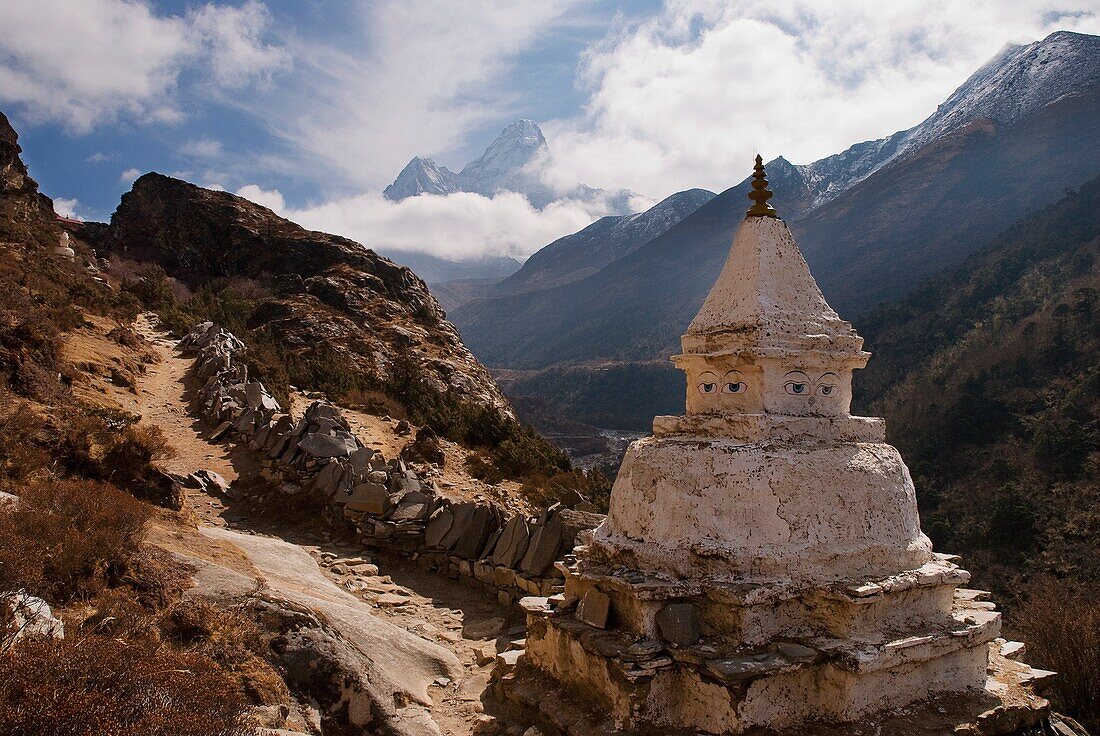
855, 173, 1100, 597
101, 173, 510, 415
0, 111, 131, 400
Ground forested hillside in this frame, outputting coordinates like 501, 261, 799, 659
857, 175, 1100, 596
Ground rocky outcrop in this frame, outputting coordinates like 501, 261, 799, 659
181, 525, 463, 736
104, 173, 511, 416
0, 111, 62, 252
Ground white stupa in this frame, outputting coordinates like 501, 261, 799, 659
502, 157, 1057, 735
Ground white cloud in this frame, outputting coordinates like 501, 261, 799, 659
284, 190, 613, 262
235, 184, 286, 213
181, 138, 224, 158
52, 197, 83, 220
543, 0, 1100, 197
0, 0, 288, 133
189, 1, 290, 89
120, 168, 141, 183
267, 0, 582, 190
85, 152, 113, 164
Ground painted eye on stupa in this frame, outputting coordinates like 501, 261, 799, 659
721, 370, 746, 394
817, 372, 840, 397
698, 382, 717, 394
782, 371, 810, 396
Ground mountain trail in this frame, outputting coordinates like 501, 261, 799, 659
128, 314, 519, 736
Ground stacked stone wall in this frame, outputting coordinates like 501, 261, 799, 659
180, 322, 603, 603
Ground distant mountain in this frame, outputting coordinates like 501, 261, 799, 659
380, 251, 520, 284
454, 119, 548, 199
384, 119, 635, 213
781, 30, 1100, 215
453, 31, 1100, 380
492, 188, 715, 296
383, 157, 459, 200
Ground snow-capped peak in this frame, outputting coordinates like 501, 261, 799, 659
457, 119, 550, 197
383, 156, 457, 200
788, 30, 1100, 212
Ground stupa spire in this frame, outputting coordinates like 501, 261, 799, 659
745, 153, 778, 219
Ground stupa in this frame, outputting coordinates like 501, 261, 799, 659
497, 157, 1063, 735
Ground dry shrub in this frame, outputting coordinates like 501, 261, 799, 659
1012, 578, 1100, 731
107, 324, 144, 349
341, 387, 407, 419
162, 598, 291, 706
122, 545, 195, 607
0, 632, 253, 736
100, 423, 176, 485
0, 478, 150, 604
81, 587, 162, 642
0, 393, 48, 480
53, 417, 179, 505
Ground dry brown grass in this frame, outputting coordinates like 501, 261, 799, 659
161, 598, 292, 707
0, 393, 48, 481
0, 478, 150, 604
0, 628, 254, 736
1011, 578, 1100, 731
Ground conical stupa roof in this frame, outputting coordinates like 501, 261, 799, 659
680, 159, 865, 361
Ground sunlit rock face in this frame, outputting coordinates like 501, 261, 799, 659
590, 212, 932, 586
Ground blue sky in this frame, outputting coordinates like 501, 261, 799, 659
2, 0, 1098, 260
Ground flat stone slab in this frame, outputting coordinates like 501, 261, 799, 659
439, 502, 476, 551
576, 588, 610, 629
299, 431, 358, 458
454, 504, 494, 559
704, 652, 792, 683
424, 507, 453, 548
492, 515, 531, 568
521, 511, 563, 576
656, 603, 701, 647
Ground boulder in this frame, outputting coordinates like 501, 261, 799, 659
192, 469, 230, 495
349, 447, 376, 476
343, 482, 388, 515
558, 508, 605, 550
2, 592, 64, 644
298, 431, 357, 458
244, 382, 281, 412
313, 460, 346, 497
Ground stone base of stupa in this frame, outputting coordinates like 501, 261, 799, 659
490, 555, 1064, 736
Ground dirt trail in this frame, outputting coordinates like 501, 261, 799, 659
130, 315, 518, 735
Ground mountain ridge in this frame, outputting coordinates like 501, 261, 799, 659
452, 31, 1100, 375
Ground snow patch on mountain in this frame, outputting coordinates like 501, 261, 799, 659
791, 30, 1100, 212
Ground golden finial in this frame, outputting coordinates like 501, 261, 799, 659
745, 154, 778, 219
